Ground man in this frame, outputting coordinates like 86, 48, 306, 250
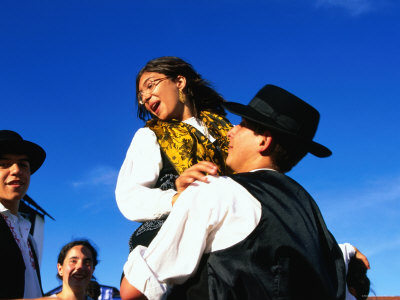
120, 84, 346, 300
0, 130, 46, 298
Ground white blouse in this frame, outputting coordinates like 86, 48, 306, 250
115, 117, 215, 222
339, 243, 357, 300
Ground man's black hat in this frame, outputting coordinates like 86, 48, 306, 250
0, 130, 46, 174
223, 84, 331, 157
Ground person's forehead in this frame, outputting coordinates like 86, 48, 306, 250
67, 245, 93, 259
0, 153, 29, 161
139, 72, 164, 86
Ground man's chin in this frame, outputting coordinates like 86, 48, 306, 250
225, 160, 236, 174
2, 193, 26, 202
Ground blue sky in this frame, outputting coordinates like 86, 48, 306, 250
1, 0, 399, 296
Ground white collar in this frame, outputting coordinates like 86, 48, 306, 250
249, 168, 277, 172
0, 201, 27, 224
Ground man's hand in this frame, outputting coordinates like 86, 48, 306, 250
172, 161, 218, 205
354, 247, 370, 269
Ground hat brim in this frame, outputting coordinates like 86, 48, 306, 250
223, 101, 332, 158
0, 140, 46, 174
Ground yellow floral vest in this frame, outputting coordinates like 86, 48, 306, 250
146, 111, 233, 175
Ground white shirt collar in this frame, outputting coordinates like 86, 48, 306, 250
0, 201, 17, 218
249, 168, 277, 172
0, 201, 31, 234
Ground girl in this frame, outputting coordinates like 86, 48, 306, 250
116, 56, 232, 250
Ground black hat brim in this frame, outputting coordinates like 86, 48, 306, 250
0, 140, 46, 174
223, 101, 332, 158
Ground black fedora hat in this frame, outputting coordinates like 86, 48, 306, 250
223, 84, 331, 157
0, 130, 46, 174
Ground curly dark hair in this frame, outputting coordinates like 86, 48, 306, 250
56, 239, 98, 280
136, 56, 226, 120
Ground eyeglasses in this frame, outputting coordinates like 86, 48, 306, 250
138, 77, 169, 105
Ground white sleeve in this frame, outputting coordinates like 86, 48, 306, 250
123, 176, 261, 300
115, 128, 176, 222
338, 243, 356, 272
338, 244, 357, 300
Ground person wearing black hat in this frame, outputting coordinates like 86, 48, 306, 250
120, 85, 346, 300
0, 130, 45, 298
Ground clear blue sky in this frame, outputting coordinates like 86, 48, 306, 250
1, 0, 399, 296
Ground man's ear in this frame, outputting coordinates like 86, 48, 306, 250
176, 75, 187, 91
258, 131, 273, 154
57, 263, 63, 277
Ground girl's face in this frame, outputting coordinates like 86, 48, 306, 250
57, 245, 94, 292
138, 72, 192, 121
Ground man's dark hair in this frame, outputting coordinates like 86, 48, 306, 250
136, 56, 226, 120
244, 119, 308, 173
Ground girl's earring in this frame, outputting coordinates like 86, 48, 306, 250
179, 90, 186, 104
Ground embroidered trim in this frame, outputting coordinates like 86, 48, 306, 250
158, 173, 179, 190
0, 213, 36, 269
135, 219, 165, 236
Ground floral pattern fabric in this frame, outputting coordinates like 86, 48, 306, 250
146, 111, 233, 175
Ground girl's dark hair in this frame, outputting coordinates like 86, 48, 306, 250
56, 240, 98, 280
136, 56, 226, 120
347, 256, 370, 300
